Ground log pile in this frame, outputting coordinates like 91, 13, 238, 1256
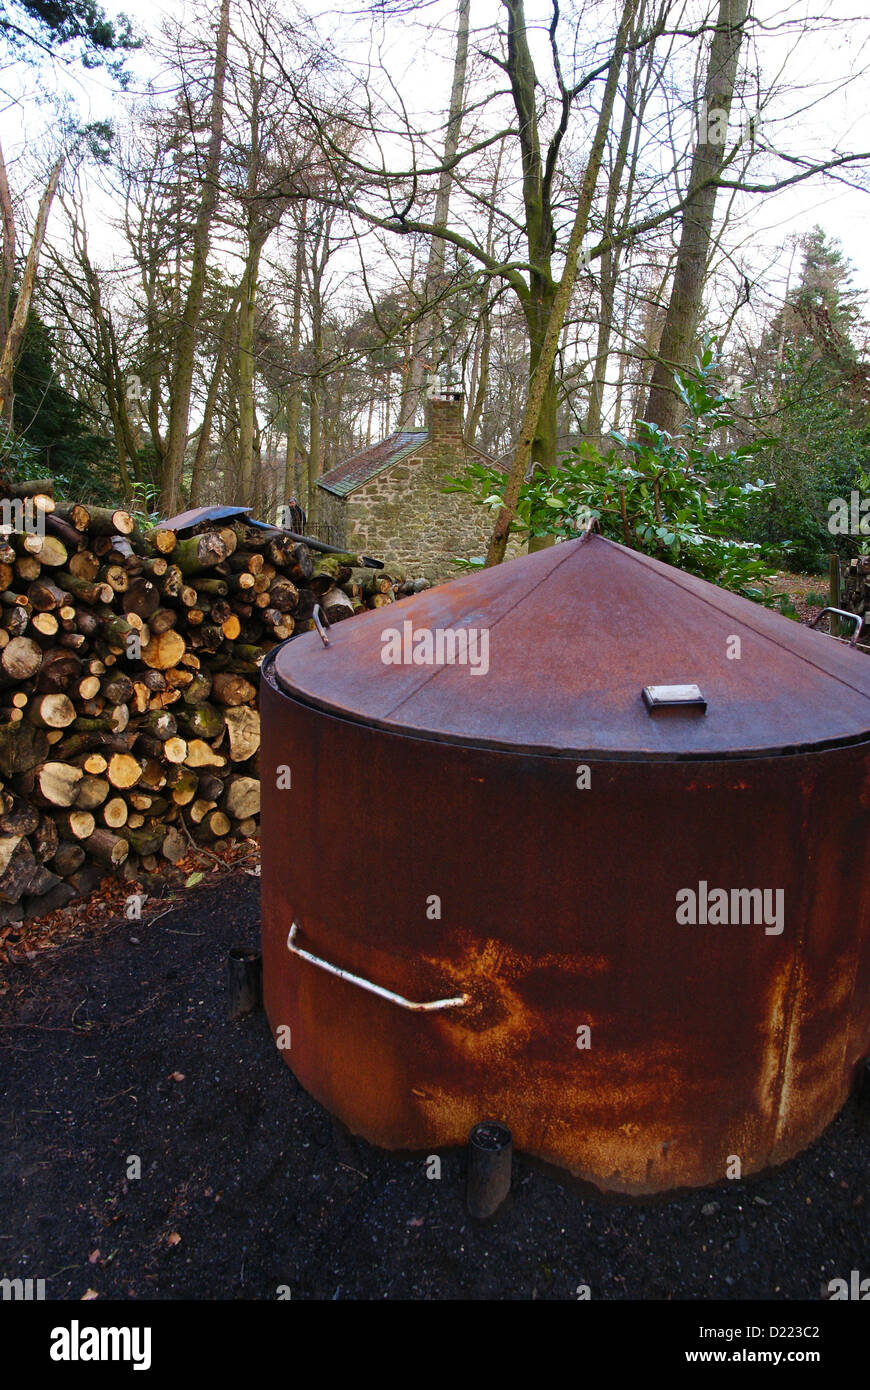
0, 495, 428, 925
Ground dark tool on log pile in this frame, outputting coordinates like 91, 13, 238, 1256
160, 505, 385, 568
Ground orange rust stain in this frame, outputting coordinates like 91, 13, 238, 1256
758, 957, 791, 1119
421, 937, 610, 1048
427, 938, 540, 1052
770, 954, 807, 1152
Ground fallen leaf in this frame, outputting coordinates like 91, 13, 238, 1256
168, 1071, 185, 1082
166, 1232, 181, 1247
81, 1289, 99, 1300
407, 1217, 424, 1227
88, 1249, 101, 1264
185, 871, 204, 887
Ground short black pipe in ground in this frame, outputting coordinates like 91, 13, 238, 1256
227, 947, 262, 1019
466, 1121, 513, 1219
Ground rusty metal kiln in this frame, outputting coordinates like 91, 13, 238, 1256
260, 533, 870, 1193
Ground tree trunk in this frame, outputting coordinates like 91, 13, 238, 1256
283, 206, 306, 504
485, 0, 639, 565
504, 0, 560, 470
0, 155, 64, 425
522, 287, 559, 469
0, 141, 16, 353
644, 0, 749, 433
585, 32, 642, 447
466, 139, 504, 445
190, 290, 239, 505
159, 0, 231, 514
307, 384, 321, 523
237, 241, 262, 507
396, 0, 470, 427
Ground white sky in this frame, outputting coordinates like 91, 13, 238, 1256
1, 0, 868, 328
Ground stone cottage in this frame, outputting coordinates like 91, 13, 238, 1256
312, 394, 503, 577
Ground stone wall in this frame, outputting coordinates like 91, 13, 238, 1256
313, 395, 521, 579
340, 443, 502, 580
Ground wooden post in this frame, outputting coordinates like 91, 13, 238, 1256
227, 947, 262, 1019
830, 554, 841, 638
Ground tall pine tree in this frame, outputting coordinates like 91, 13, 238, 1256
746, 227, 870, 569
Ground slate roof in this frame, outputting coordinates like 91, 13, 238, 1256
316, 430, 428, 498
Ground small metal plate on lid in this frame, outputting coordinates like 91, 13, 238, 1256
642, 684, 707, 713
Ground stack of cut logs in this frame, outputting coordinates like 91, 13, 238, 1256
0, 489, 428, 925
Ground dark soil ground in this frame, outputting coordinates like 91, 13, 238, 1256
1, 870, 868, 1302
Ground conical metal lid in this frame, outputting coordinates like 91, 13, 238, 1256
272, 533, 870, 759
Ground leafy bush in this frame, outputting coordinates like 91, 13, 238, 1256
446, 350, 781, 601
0, 426, 46, 486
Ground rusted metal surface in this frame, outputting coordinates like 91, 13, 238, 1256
260, 537, 870, 1193
273, 533, 870, 758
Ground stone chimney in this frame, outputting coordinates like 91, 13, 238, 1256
427, 392, 464, 445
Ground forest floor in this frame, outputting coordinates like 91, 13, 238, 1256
771, 570, 830, 619
1, 576, 868, 1301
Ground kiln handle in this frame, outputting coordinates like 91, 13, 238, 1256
312, 604, 331, 647
286, 923, 468, 1012
810, 607, 863, 646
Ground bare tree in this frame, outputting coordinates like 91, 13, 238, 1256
645, 0, 749, 432
0, 147, 63, 424
396, 0, 471, 427
485, 0, 640, 563
159, 0, 231, 513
